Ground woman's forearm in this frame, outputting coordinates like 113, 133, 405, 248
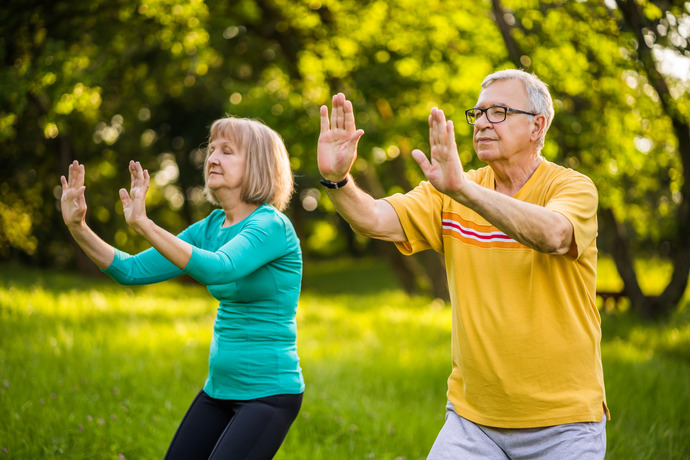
129, 218, 193, 269
66, 223, 116, 269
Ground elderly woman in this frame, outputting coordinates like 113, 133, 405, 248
60, 117, 304, 460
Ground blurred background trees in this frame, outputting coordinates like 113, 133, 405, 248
1, 0, 688, 316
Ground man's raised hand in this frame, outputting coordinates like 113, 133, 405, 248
317, 93, 364, 183
411, 107, 467, 196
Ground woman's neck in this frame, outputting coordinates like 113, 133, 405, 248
220, 200, 260, 227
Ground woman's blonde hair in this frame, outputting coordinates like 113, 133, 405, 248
203, 117, 294, 211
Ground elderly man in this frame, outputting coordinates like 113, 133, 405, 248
317, 69, 609, 459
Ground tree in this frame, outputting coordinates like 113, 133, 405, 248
2, 0, 688, 315
490, 0, 689, 317
0, 0, 221, 270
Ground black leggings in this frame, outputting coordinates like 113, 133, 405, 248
164, 390, 303, 460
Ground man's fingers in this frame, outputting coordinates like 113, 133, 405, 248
446, 120, 457, 150
319, 105, 330, 134
330, 94, 339, 130
343, 100, 356, 132
335, 96, 345, 130
411, 149, 431, 173
324, 93, 358, 133
430, 108, 443, 147
348, 129, 364, 144
432, 108, 448, 147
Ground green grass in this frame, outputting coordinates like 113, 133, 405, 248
1, 258, 689, 459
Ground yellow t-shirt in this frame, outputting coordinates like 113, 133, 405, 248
385, 160, 609, 428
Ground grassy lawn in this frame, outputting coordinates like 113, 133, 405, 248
1, 258, 689, 459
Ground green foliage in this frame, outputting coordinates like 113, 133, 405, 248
1, 0, 688, 268
495, 0, 687, 253
1, 259, 689, 459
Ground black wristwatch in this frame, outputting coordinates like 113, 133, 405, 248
319, 176, 349, 189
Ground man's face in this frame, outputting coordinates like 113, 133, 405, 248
472, 79, 536, 164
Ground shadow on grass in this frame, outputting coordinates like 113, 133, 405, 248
302, 257, 401, 296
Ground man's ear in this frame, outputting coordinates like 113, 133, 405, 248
531, 114, 547, 142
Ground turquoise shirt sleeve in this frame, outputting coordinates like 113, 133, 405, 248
103, 224, 199, 285
183, 211, 288, 285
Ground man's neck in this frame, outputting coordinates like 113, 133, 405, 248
491, 154, 544, 196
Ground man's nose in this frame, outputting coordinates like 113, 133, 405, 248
474, 111, 492, 129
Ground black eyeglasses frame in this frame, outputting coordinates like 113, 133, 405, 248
464, 106, 538, 125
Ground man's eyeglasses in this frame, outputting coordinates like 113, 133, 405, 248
465, 106, 538, 125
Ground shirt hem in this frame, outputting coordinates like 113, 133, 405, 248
203, 385, 305, 401
453, 404, 607, 429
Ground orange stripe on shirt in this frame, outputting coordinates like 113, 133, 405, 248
441, 212, 527, 249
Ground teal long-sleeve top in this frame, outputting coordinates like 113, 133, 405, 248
104, 204, 304, 400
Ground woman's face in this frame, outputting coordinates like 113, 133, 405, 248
206, 136, 247, 198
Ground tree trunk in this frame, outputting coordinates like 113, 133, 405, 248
356, 165, 449, 299
597, 207, 648, 314
174, 149, 196, 226
491, 0, 527, 67
495, 0, 690, 317
615, 0, 690, 316
599, 203, 689, 318
389, 155, 450, 301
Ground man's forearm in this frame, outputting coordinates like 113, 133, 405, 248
453, 181, 574, 255
326, 176, 406, 242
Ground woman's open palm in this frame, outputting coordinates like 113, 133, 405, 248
60, 161, 88, 228
119, 160, 150, 229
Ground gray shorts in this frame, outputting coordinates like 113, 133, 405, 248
427, 401, 606, 460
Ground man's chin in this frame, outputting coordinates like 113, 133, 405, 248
476, 150, 497, 163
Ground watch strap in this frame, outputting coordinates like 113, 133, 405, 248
319, 176, 349, 189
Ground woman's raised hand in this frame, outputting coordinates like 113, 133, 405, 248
119, 160, 150, 231
60, 161, 88, 228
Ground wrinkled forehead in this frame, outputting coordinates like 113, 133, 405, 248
476, 79, 528, 108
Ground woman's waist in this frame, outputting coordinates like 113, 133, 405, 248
212, 322, 296, 342
208, 338, 300, 370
